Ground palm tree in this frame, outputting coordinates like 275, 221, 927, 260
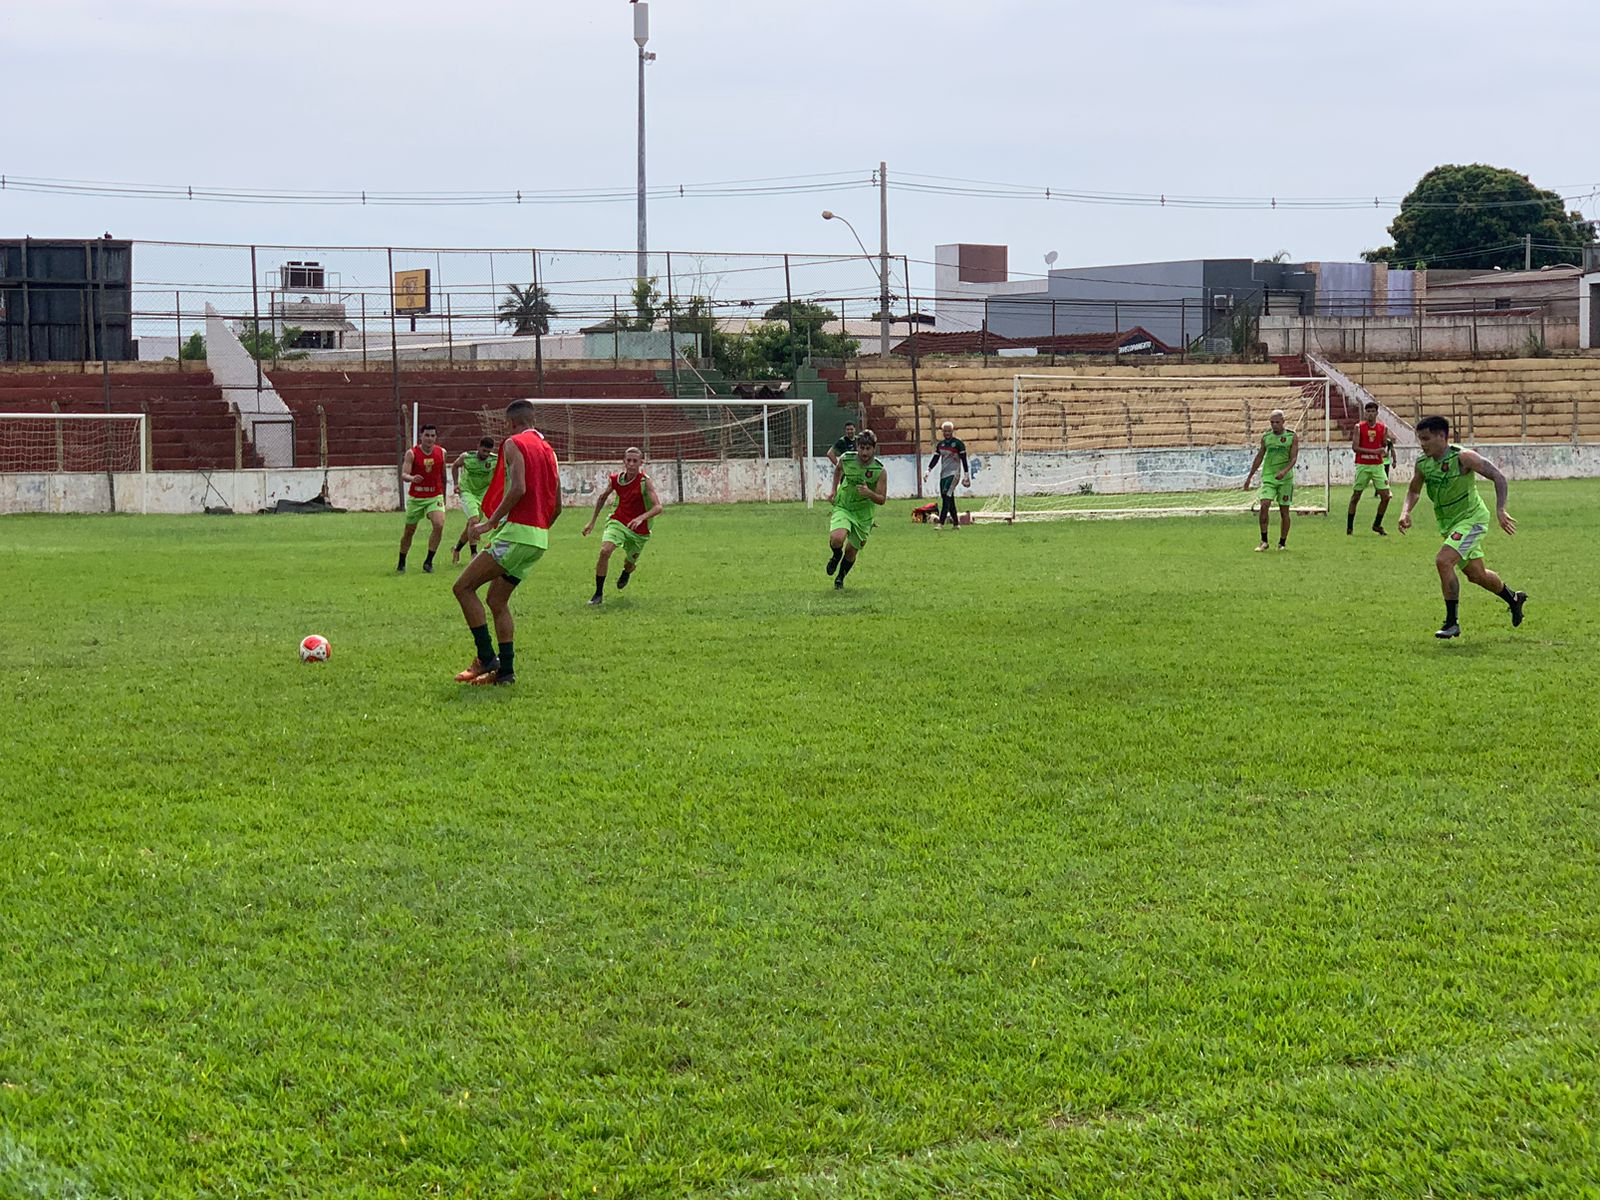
498, 283, 556, 335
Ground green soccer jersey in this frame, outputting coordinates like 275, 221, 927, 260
1261, 429, 1295, 476
1417, 444, 1491, 530
834, 454, 886, 519
461, 452, 497, 494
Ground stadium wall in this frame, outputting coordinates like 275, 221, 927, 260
1261, 315, 1579, 357
7, 445, 1599, 514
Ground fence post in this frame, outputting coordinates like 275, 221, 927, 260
317, 404, 327, 471
175, 289, 183, 372
1050, 299, 1057, 366
1471, 299, 1479, 358
387, 248, 404, 488
1520, 393, 1528, 443
910, 298, 923, 500
360, 293, 368, 366
446, 292, 454, 365
783, 253, 797, 389
613, 296, 620, 365
532, 249, 545, 396
665, 250, 679, 398
250, 245, 262, 392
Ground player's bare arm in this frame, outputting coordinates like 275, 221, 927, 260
471, 445, 525, 540
630, 476, 664, 530
399, 452, 418, 485
827, 463, 842, 504
450, 452, 467, 493
858, 471, 888, 506
1243, 444, 1265, 488
1397, 467, 1425, 533
581, 477, 616, 536
1282, 435, 1300, 479
1460, 449, 1516, 534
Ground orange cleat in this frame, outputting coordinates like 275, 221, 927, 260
454, 657, 493, 682
468, 669, 506, 686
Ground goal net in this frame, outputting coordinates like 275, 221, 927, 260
977, 374, 1332, 521
0, 412, 149, 513
413, 397, 817, 505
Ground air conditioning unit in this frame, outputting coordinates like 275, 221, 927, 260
1211, 293, 1232, 309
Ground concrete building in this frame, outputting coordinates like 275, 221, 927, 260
1583, 246, 1600, 350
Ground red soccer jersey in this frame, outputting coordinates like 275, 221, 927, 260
1355, 421, 1388, 465
407, 445, 446, 498
609, 471, 652, 536
482, 429, 561, 529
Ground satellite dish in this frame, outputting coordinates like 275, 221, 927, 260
1044, 250, 1059, 267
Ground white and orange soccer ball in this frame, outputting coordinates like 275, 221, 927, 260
299, 634, 331, 663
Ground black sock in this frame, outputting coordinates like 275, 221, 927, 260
594, 574, 606, 597
470, 623, 495, 664
497, 641, 514, 677
828, 545, 842, 565
454, 538, 465, 552
469, 543, 478, 555
1498, 584, 1516, 605
397, 552, 407, 569
837, 556, 856, 581
1445, 598, 1459, 625
1347, 512, 1355, 533
424, 550, 435, 567
1279, 537, 1287, 547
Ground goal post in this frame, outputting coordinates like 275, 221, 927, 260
0, 412, 149, 514
978, 374, 1332, 521
422, 396, 817, 506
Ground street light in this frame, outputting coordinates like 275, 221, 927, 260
822, 210, 891, 357
632, 1, 655, 283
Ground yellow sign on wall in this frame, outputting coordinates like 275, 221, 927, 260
394, 269, 431, 314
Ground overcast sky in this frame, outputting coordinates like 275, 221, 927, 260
5, 0, 1597, 301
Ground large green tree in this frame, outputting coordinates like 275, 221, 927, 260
1362, 164, 1594, 270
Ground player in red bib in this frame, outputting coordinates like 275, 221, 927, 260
450, 400, 563, 686
397, 424, 448, 573
581, 446, 665, 606
1348, 400, 1397, 536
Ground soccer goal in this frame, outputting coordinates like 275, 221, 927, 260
419, 396, 818, 506
976, 374, 1332, 521
0, 412, 149, 513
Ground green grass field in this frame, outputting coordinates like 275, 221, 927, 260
2, 483, 1598, 1198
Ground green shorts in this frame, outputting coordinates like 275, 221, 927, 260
487, 529, 547, 582
830, 507, 873, 550
1352, 464, 1391, 494
405, 495, 446, 525
1257, 474, 1295, 506
459, 489, 486, 521
1440, 518, 1488, 564
601, 518, 650, 564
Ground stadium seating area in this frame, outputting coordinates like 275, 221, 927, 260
824, 361, 1332, 455
266, 365, 733, 464
0, 368, 260, 470
1335, 357, 1600, 443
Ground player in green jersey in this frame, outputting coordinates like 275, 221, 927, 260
825, 429, 888, 589
1243, 409, 1300, 551
1398, 415, 1527, 640
450, 437, 499, 565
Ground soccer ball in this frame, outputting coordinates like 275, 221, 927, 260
299, 634, 331, 663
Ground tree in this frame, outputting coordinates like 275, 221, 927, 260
236, 323, 310, 362
1362, 164, 1594, 271
497, 283, 556, 335
589, 277, 660, 333
708, 302, 858, 379
178, 332, 206, 360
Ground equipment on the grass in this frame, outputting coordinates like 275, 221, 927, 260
299, 634, 331, 663
0, 411, 149, 514
977, 373, 1333, 521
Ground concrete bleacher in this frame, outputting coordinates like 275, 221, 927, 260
1333, 357, 1600, 444
265, 365, 722, 465
831, 361, 1323, 455
0, 368, 260, 470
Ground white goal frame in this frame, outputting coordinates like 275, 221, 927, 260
982, 374, 1332, 522
0, 411, 149, 514
414, 396, 818, 507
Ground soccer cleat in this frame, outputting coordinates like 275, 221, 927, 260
1254, 542, 1269, 553
587, 595, 603, 606
1434, 623, 1461, 640
1372, 524, 1387, 536
470, 669, 514, 686
397, 564, 406, 574
423, 561, 435, 574
1509, 591, 1528, 628
1278, 543, 1289, 551
616, 570, 632, 591
834, 575, 845, 590
826, 548, 843, 576
455, 657, 497, 682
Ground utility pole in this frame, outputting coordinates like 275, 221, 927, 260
878, 161, 891, 359
1524, 233, 1532, 271
633, 2, 654, 283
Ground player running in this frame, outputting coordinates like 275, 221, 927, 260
1398, 415, 1527, 640
397, 424, 447, 573
1243, 408, 1300, 551
450, 400, 562, 685
1348, 400, 1396, 536
827, 421, 858, 467
450, 436, 499, 565
582, 446, 665, 606
926, 420, 971, 528
825, 429, 888, 589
